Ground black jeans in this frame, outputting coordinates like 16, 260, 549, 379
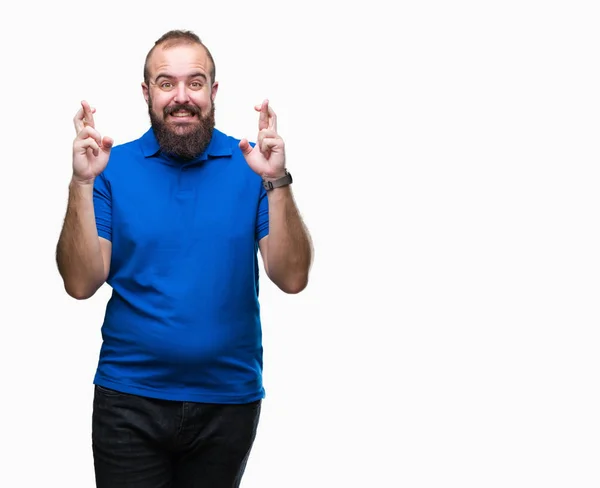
92, 385, 262, 488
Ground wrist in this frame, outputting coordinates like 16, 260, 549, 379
262, 170, 292, 191
69, 176, 94, 194
70, 175, 95, 189
262, 170, 288, 182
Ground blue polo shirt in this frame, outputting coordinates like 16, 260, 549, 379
92, 127, 269, 403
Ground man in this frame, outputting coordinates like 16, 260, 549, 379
56, 29, 313, 488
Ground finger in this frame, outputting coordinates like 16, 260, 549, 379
259, 137, 281, 154
76, 138, 101, 156
74, 104, 97, 133
258, 99, 269, 131
81, 100, 96, 129
257, 129, 276, 152
73, 106, 85, 133
258, 129, 278, 141
75, 126, 103, 146
267, 104, 277, 132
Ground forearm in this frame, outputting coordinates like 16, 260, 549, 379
56, 180, 106, 299
265, 186, 313, 293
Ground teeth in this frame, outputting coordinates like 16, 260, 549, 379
172, 111, 193, 117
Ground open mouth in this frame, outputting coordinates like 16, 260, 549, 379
169, 110, 196, 118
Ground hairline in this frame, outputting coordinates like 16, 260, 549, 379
144, 38, 216, 86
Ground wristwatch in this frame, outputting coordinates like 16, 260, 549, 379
263, 170, 293, 191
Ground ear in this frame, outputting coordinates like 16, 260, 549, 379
142, 82, 149, 104
211, 81, 219, 102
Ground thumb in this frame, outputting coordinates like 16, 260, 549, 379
101, 136, 114, 153
239, 138, 252, 156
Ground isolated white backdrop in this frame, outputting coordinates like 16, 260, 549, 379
1, 0, 599, 487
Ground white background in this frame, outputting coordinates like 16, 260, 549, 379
1, 0, 599, 486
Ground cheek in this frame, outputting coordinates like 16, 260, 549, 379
192, 92, 212, 108
150, 97, 169, 116
150, 88, 167, 104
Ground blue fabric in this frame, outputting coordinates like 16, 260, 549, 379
92, 128, 269, 403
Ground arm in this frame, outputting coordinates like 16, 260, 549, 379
240, 99, 313, 294
56, 181, 112, 299
56, 100, 114, 300
258, 186, 312, 293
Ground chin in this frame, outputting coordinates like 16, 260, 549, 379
168, 121, 197, 133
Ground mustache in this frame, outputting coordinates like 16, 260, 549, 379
164, 104, 201, 117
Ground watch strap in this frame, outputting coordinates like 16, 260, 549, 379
263, 171, 293, 191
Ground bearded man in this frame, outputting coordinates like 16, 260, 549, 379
56, 29, 313, 488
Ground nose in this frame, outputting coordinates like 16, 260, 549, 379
174, 81, 190, 104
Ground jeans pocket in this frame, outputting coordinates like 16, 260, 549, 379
95, 384, 124, 397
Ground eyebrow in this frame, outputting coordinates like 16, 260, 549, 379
154, 72, 208, 83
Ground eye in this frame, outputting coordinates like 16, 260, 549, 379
159, 82, 174, 91
190, 81, 203, 90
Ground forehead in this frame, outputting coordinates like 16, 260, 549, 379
147, 43, 211, 79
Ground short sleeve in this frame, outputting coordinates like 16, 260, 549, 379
255, 184, 269, 242
94, 173, 112, 241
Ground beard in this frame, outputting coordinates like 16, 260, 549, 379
149, 98, 215, 160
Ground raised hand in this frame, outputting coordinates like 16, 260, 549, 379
239, 99, 286, 179
72, 100, 114, 185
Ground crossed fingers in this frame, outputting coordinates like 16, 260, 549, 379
73, 100, 96, 134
